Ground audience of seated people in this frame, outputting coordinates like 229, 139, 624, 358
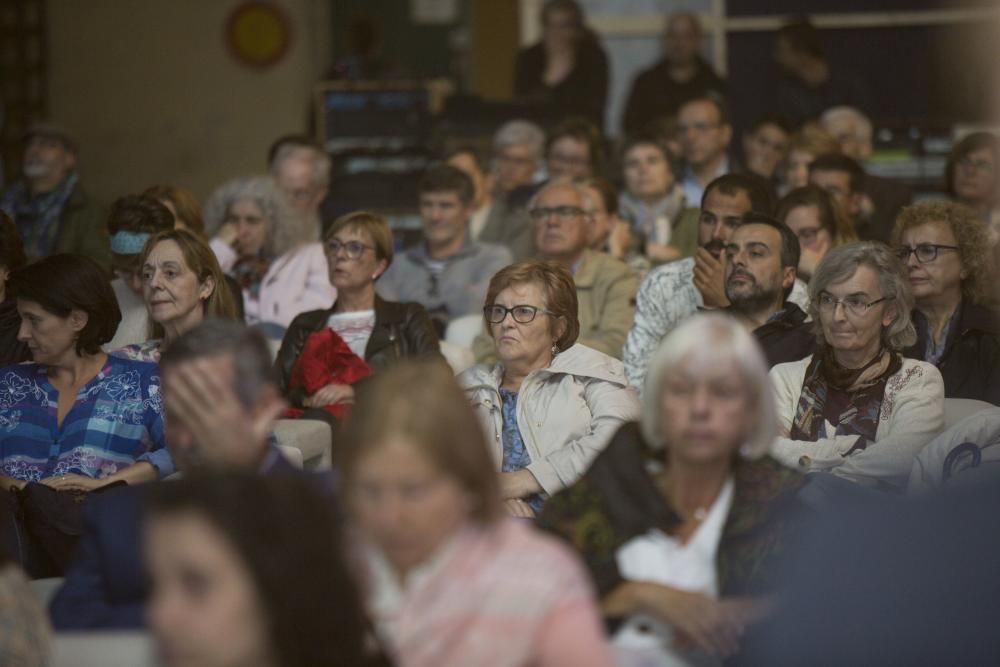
114, 228, 239, 363
514, 0, 608, 129
3, 7, 1000, 665
538, 313, 808, 664
145, 474, 387, 667
723, 214, 815, 366
0, 254, 171, 577
770, 242, 945, 490
204, 175, 333, 339
473, 181, 637, 361
104, 195, 176, 350
342, 360, 615, 666
944, 131, 1000, 245
460, 261, 639, 517
777, 183, 858, 281
622, 11, 727, 137
376, 164, 512, 335
275, 212, 441, 424
50, 320, 301, 630
0, 124, 110, 270
0, 212, 29, 365
893, 201, 1000, 404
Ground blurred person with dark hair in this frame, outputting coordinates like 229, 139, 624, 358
204, 175, 334, 337
622, 11, 727, 136
447, 146, 534, 260
777, 184, 857, 282
770, 242, 944, 489
491, 119, 546, 195
581, 177, 630, 261
623, 173, 809, 388
50, 320, 301, 630
772, 19, 869, 125
677, 96, 735, 205
538, 314, 807, 664
618, 132, 690, 266
113, 228, 239, 363
472, 183, 637, 362
0, 211, 29, 365
377, 164, 512, 333
808, 152, 896, 241
944, 131, 1000, 244
142, 184, 206, 237
461, 261, 638, 516
0, 545, 50, 666
0, 124, 109, 270
724, 214, 814, 367
545, 116, 605, 182
780, 122, 841, 195
343, 360, 615, 666
104, 195, 175, 350
742, 114, 792, 182
275, 212, 441, 420
894, 201, 1000, 404
146, 474, 387, 667
514, 0, 609, 128
0, 254, 171, 577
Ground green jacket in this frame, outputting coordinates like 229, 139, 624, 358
473, 249, 638, 362
55, 184, 110, 271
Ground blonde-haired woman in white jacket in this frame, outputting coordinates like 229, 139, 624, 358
458, 261, 640, 518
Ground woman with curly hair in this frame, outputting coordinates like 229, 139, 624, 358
204, 175, 334, 337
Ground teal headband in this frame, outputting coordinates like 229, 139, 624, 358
110, 230, 151, 255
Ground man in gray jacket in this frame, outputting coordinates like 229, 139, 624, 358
377, 164, 512, 333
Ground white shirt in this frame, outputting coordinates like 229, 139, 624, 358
327, 310, 375, 358
612, 477, 735, 667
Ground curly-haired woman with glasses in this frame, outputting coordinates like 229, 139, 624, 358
893, 200, 1000, 404
459, 260, 639, 517
275, 211, 442, 420
769, 242, 944, 491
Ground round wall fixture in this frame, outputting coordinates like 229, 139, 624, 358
225, 1, 292, 69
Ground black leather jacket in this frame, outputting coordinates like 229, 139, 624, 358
275, 296, 442, 405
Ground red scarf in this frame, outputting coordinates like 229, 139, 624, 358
282, 328, 372, 420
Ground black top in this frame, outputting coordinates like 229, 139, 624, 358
0, 298, 30, 367
774, 70, 869, 126
622, 57, 728, 136
750, 302, 816, 369
514, 37, 609, 129
904, 302, 1000, 406
274, 296, 442, 407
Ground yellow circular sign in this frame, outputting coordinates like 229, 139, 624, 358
226, 2, 291, 68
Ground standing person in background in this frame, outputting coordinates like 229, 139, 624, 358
622, 11, 727, 136
743, 114, 792, 183
0, 124, 109, 270
204, 175, 334, 338
943, 132, 1000, 245
0, 212, 29, 365
514, 0, 609, 129
677, 96, 735, 206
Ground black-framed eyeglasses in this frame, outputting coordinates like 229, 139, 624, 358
528, 206, 585, 222
324, 239, 375, 259
894, 244, 960, 264
816, 293, 892, 317
484, 304, 557, 324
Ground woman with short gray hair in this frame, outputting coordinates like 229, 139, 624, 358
538, 314, 807, 663
769, 241, 944, 490
204, 175, 334, 336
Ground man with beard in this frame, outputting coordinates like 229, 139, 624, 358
268, 136, 331, 234
0, 124, 109, 269
724, 213, 814, 367
623, 173, 809, 388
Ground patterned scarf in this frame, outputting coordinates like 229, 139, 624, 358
0, 172, 79, 259
789, 345, 902, 444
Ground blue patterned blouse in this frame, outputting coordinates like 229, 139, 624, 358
499, 388, 544, 514
0, 356, 173, 482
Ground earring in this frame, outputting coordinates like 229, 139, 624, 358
551, 343, 559, 356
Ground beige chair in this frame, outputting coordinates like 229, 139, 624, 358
909, 403, 1000, 492
51, 632, 156, 667
273, 419, 332, 470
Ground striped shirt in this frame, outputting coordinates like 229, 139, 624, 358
0, 356, 172, 482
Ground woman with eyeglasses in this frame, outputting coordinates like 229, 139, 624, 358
459, 261, 639, 517
777, 184, 858, 282
275, 211, 441, 421
944, 132, 1000, 244
769, 242, 944, 490
892, 201, 1000, 405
